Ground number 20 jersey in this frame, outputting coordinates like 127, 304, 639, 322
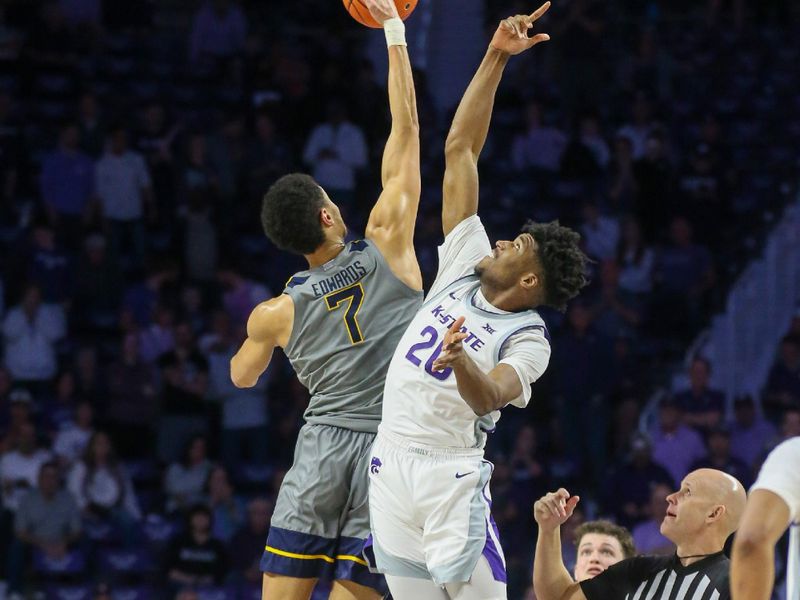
380, 274, 548, 449
282, 239, 423, 433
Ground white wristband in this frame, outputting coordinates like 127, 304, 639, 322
384, 17, 407, 47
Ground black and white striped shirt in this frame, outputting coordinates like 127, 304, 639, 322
580, 552, 730, 600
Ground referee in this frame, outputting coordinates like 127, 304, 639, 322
533, 468, 746, 600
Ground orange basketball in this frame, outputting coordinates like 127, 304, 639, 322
343, 0, 418, 29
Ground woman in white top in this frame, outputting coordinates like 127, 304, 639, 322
68, 430, 141, 544
164, 434, 211, 513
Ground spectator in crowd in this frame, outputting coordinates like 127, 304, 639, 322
94, 125, 153, 269
763, 334, 800, 418
512, 101, 568, 174
1, 389, 34, 454
189, 0, 247, 65
777, 407, 800, 443
604, 432, 673, 529
302, 98, 368, 212
77, 91, 105, 158
138, 304, 176, 363
1, 284, 66, 388
216, 268, 270, 329
631, 483, 674, 555
8, 461, 81, 595
728, 395, 776, 471
690, 426, 752, 488
608, 134, 638, 210
674, 357, 725, 435
617, 93, 656, 160
649, 397, 707, 486
509, 425, 549, 505
72, 233, 123, 333
580, 202, 620, 262
24, 221, 71, 304
164, 435, 212, 514
136, 101, 178, 223
67, 431, 141, 542
587, 260, 644, 340
204, 465, 244, 543
632, 130, 674, 239
653, 216, 715, 339
615, 216, 654, 296
572, 520, 636, 581
577, 112, 610, 171
679, 143, 725, 244
201, 310, 269, 467
183, 187, 219, 282
245, 112, 291, 214
0, 423, 51, 514
105, 333, 158, 458
122, 261, 177, 328
39, 120, 94, 249
52, 400, 94, 466
42, 370, 80, 437
229, 497, 272, 585
156, 321, 209, 463
166, 504, 228, 590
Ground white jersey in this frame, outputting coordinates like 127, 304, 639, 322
751, 436, 800, 600
380, 216, 551, 449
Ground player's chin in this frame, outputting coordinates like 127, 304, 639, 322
475, 256, 492, 274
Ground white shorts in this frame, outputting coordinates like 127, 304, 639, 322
365, 430, 507, 586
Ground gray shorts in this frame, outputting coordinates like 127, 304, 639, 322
262, 423, 383, 588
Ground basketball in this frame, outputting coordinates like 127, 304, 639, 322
343, 0, 418, 29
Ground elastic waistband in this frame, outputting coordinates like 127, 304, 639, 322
376, 429, 484, 458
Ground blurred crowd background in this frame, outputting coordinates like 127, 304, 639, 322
0, 0, 798, 598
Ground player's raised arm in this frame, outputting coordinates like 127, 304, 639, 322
230, 294, 293, 388
442, 4, 550, 236
532, 490, 588, 600
362, 0, 422, 291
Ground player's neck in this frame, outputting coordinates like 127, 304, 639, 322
306, 238, 346, 268
480, 283, 536, 313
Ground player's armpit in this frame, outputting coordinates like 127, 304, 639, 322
230, 295, 294, 388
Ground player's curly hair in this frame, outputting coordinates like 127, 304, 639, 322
522, 220, 589, 312
261, 173, 327, 255
574, 520, 636, 559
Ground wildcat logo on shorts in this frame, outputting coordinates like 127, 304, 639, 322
370, 457, 382, 474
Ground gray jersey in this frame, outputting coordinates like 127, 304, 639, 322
283, 239, 422, 432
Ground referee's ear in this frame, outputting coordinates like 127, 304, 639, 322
708, 505, 725, 522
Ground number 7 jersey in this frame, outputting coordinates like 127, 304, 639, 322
282, 239, 423, 433
380, 274, 549, 449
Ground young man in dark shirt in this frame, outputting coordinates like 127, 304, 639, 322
533, 468, 746, 600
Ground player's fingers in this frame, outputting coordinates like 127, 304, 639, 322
566, 495, 581, 516
500, 18, 514, 33
555, 488, 570, 499
450, 316, 466, 335
526, 33, 551, 47
530, 1, 551, 21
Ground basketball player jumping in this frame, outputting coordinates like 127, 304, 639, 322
230, 1, 423, 598
366, 4, 588, 598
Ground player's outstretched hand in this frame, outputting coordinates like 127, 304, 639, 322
362, 0, 400, 24
533, 488, 580, 533
490, 2, 551, 56
431, 316, 468, 372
